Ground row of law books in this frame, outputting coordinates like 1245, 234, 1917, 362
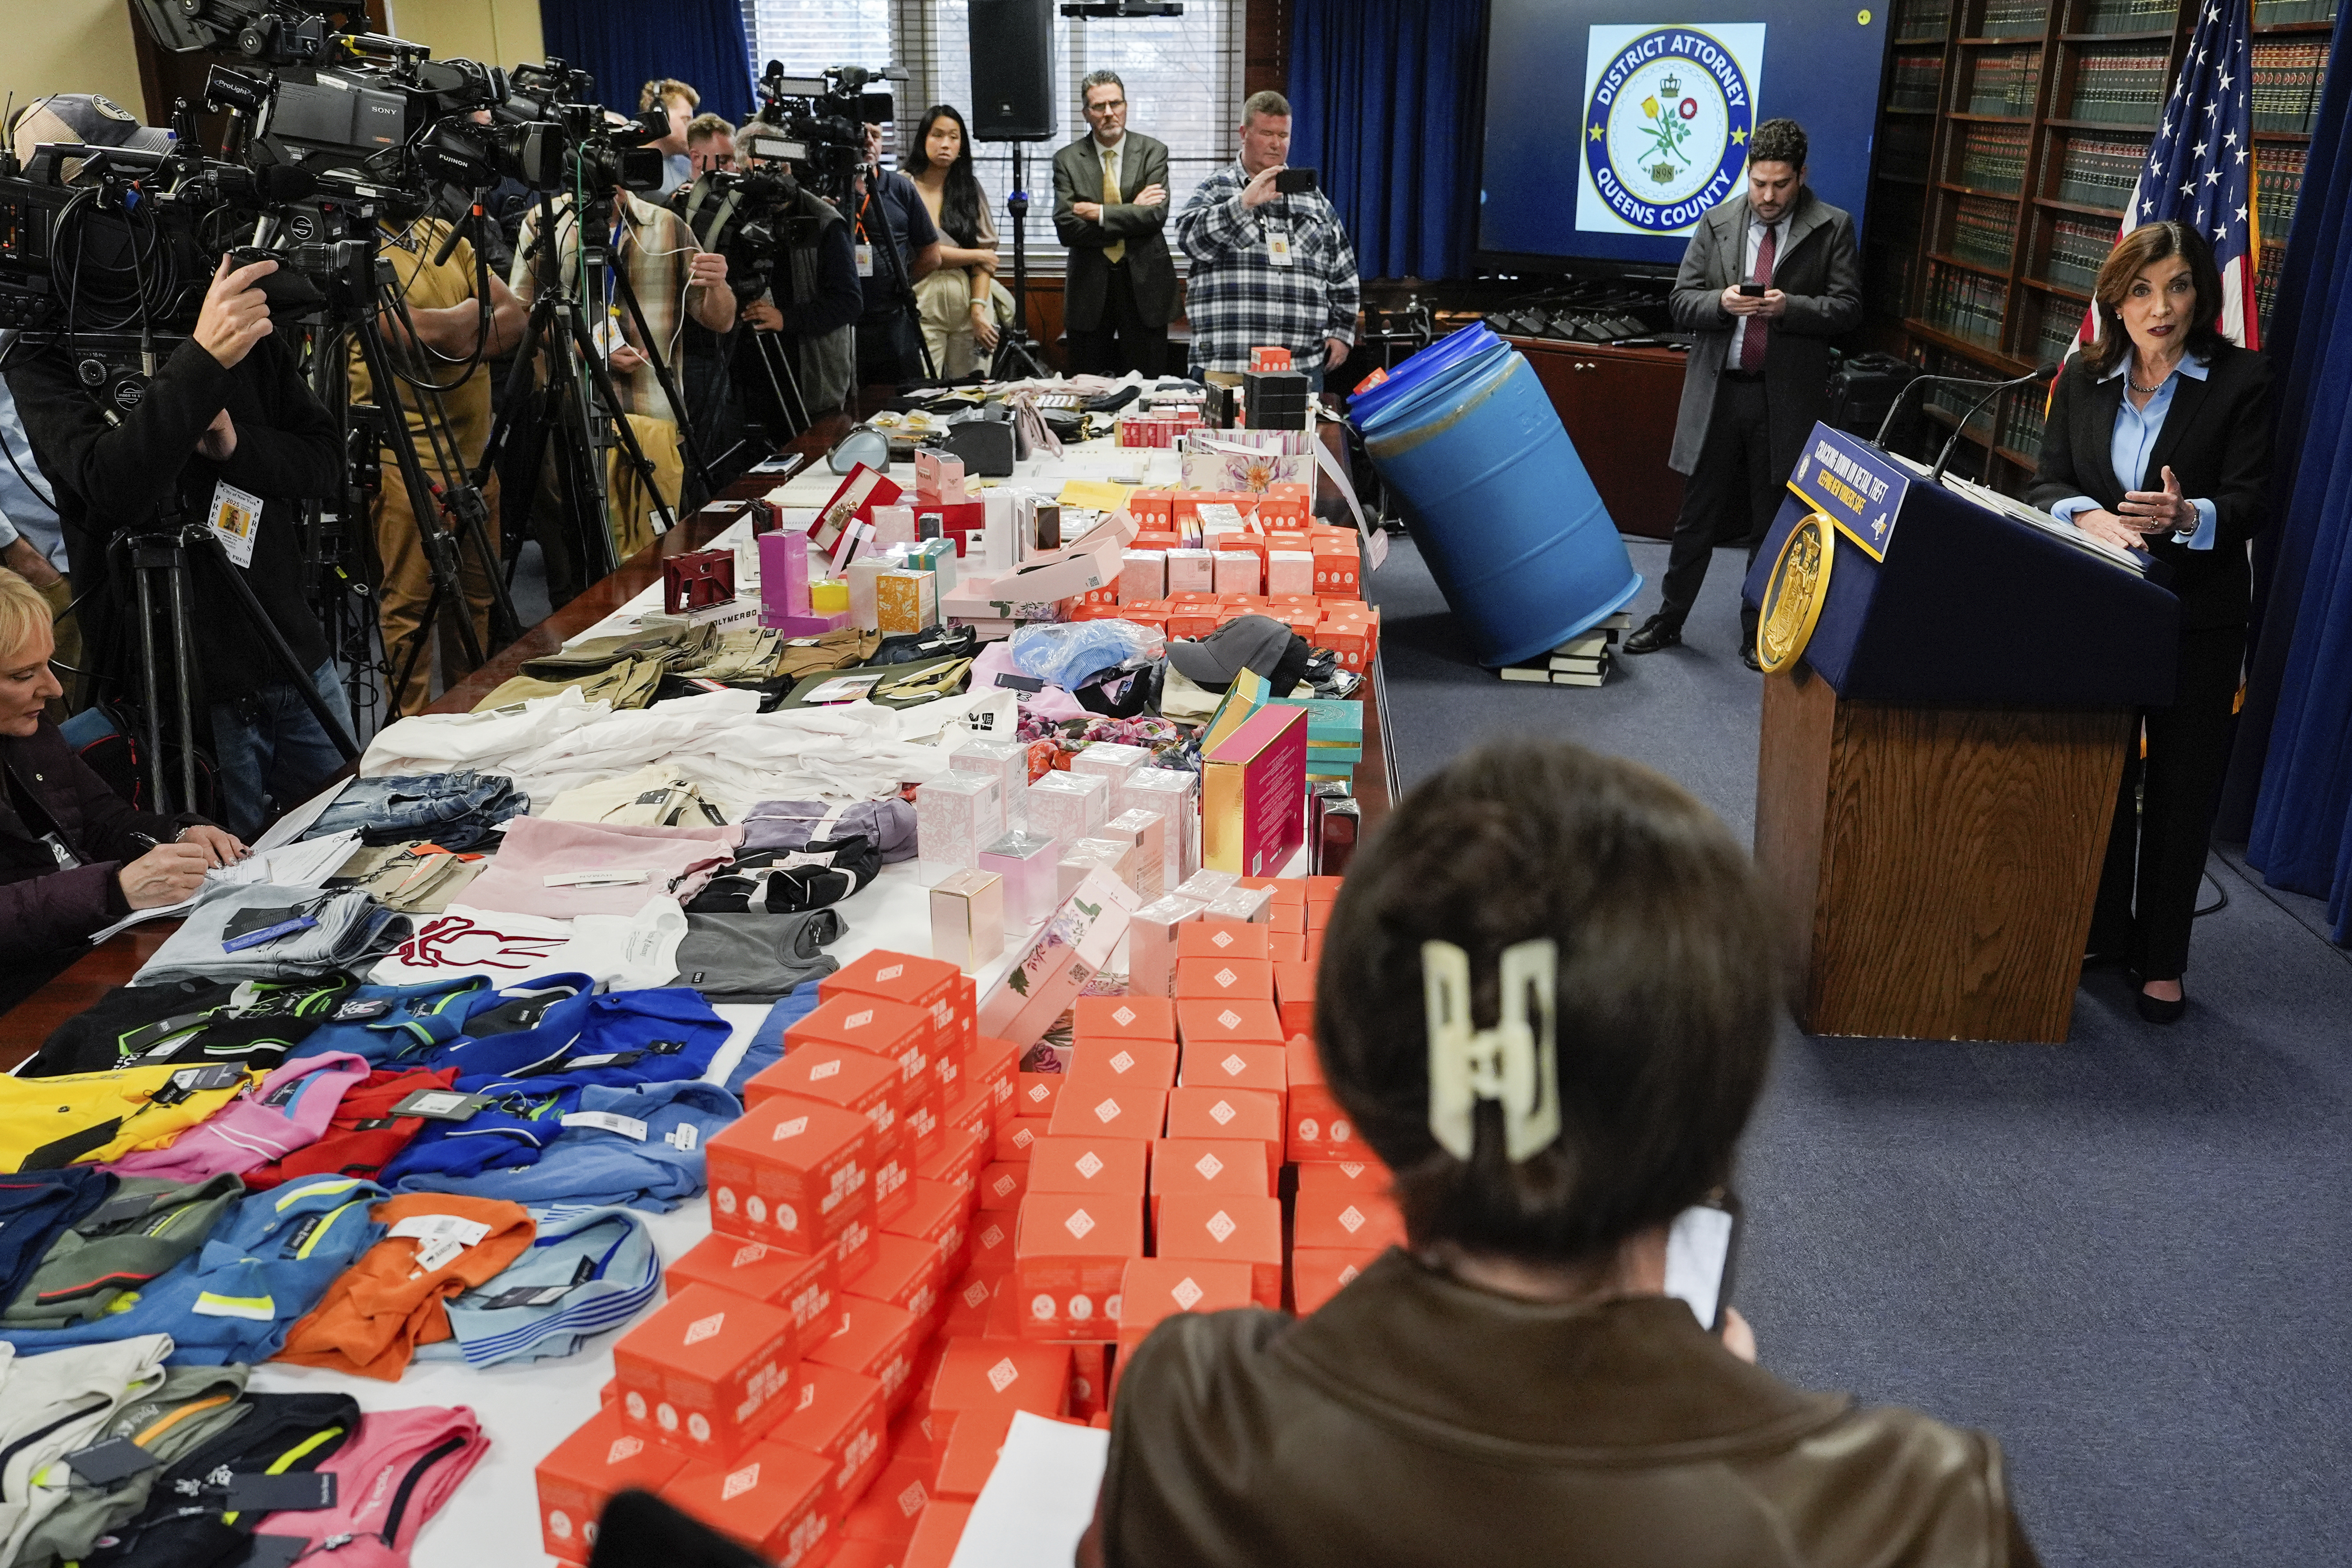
1968, 50, 2043, 116
1922, 262, 2010, 345
2044, 215, 2121, 291
1893, 0, 1953, 37
2079, 0, 2178, 29
2054, 135, 2148, 209
1979, 0, 2048, 37
2256, 143, 2307, 240
2255, 0, 2337, 23
1956, 124, 2031, 192
1949, 196, 2020, 269
1891, 54, 1946, 111
2067, 50, 2168, 124
1882, 118, 1936, 181
2251, 39, 2328, 133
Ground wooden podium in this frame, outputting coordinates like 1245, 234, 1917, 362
1742, 426, 2182, 1043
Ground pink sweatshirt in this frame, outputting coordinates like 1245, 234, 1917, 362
251, 1404, 489, 1566
103, 1052, 370, 1182
459, 816, 744, 918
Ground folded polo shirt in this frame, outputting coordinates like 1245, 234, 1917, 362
396, 1080, 738, 1211
372, 1086, 581, 1187
0, 1175, 389, 1363
670, 909, 846, 1002
79, 1390, 360, 1568
439, 986, 731, 1095
9, 1363, 250, 1568
241, 1067, 459, 1191
250, 1404, 489, 1567
104, 1053, 372, 1184
0, 1333, 176, 1567
293, 976, 496, 1066
132, 886, 410, 988
0, 1063, 259, 1173
1, 1173, 245, 1328
458, 817, 744, 920
274, 1193, 535, 1382
23, 976, 357, 1078
416, 1206, 661, 1366
0, 1168, 116, 1306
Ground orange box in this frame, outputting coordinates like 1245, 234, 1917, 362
928, 1336, 1074, 1418
1176, 1040, 1287, 1126
535, 1408, 690, 1563
1013, 1190, 1147, 1340
612, 1283, 801, 1461
787, 992, 934, 1107
706, 1096, 872, 1254
1063, 1038, 1180, 1094
1175, 999, 1286, 1049
1046, 1084, 1166, 1142
905, 1500, 974, 1568
664, 1234, 841, 1361
1283, 1034, 1361, 1162
967, 1206, 1017, 1275
884, 1178, 971, 1274
1293, 1185, 1407, 1252
763, 1361, 887, 1519
970, 1036, 1021, 1111
932, 1406, 1017, 1500
1292, 1246, 1382, 1313
1148, 1136, 1272, 1212
1174, 955, 1276, 1002
1236, 875, 1303, 904
1026, 1135, 1150, 1200
764, 1086, 907, 1242
748, 1042, 904, 1129
1271, 960, 1316, 1038
1068, 1341, 1110, 1421
992, 1116, 1049, 1163
843, 1454, 934, 1543
1293, 1154, 1392, 1193
1163, 1087, 1283, 1187
1306, 873, 1343, 902
1072, 994, 1177, 1043
1267, 901, 1306, 936
1113, 1256, 1255, 1370
1266, 930, 1307, 964
916, 1123, 987, 1193
659, 1443, 833, 1567
976, 1161, 1028, 1210
1013, 1071, 1065, 1119
822, 947, 973, 1059
846, 1232, 949, 1324
810, 1293, 925, 1413
1178, 921, 1270, 961
1153, 1194, 1283, 1309
942, 1270, 1000, 1335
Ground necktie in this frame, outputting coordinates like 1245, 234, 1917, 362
1739, 222, 1777, 374
1100, 148, 1124, 266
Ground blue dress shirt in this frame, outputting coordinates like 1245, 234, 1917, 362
2049, 355, 2219, 550
0, 377, 67, 571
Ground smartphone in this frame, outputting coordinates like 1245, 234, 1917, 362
1737, 281, 1767, 297
1274, 167, 1319, 194
1663, 1191, 1743, 1333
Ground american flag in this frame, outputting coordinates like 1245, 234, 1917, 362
2092, 0, 2261, 348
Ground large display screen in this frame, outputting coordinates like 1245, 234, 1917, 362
1478, 3, 1892, 271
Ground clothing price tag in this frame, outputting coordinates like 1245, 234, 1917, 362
1266, 225, 1295, 269
206, 480, 263, 569
223, 1472, 336, 1513
541, 869, 651, 887
855, 243, 876, 277
169, 1064, 246, 1093
389, 1089, 492, 1121
781, 850, 838, 870
240, 1535, 309, 1568
333, 999, 393, 1022
411, 1236, 464, 1274
389, 1213, 495, 1247
561, 1110, 649, 1141
472, 1282, 581, 1310
66, 1437, 162, 1487
666, 1122, 700, 1152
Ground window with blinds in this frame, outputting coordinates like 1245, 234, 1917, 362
740, 0, 1245, 272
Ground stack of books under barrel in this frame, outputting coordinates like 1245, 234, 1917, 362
1496, 612, 1631, 687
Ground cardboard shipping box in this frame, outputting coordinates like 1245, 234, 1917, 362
707, 1096, 874, 1255
612, 1282, 802, 1461
1013, 1190, 1146, 1340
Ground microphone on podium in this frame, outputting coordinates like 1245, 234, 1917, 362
1928, 362, 2062, 487
1872, 360, 2060, 450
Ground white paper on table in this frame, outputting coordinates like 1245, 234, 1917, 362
949, 1410, 1111, 1568
83, 829, 365, 943
250, 777, 352, 852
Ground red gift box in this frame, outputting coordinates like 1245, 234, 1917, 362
663, 548, 736, 615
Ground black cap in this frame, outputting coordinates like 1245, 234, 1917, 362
1165, 614, 1312, 695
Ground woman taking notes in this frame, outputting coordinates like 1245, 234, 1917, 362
2028, 221, 2273, 1024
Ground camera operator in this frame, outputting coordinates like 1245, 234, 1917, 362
723, 137, 862, 427
4, 101, 351, 839
358, 211, 526, 716
850, 122, 942, 389
687, 113, 736, 177
640, 78, 702, 199
509, 166, 734, 599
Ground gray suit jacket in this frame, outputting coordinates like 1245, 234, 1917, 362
1052, 132, 1177, 330
1666, 187, 1862, 476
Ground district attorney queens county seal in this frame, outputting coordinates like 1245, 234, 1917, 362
1582, 27, 1759, 235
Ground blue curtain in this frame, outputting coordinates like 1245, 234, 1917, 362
537, 0, 756, 124
2228, 4, 2352, 943
1288, 0, 1487, 281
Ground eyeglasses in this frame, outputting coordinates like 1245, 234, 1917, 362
1086, 99, 1126, 114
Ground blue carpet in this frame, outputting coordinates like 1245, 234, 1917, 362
1368, 532, 2352, 1565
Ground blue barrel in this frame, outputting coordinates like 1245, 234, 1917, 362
1347, 323, 1508, 429
1355, 336, 1641, 668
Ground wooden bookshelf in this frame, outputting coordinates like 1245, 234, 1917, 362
1864, 0, 2334, 492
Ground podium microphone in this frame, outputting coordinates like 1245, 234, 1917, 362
1929, 362, 2062, 487
1873, 362, 2054, 448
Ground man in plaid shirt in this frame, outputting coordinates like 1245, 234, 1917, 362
1173, 91, 1360, 389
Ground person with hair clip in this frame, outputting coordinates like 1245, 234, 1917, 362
2028, 220, 2273, 1025
1083, 739, 2041, 1567
0, 568, 244, 1011
902, 105, 1013, 378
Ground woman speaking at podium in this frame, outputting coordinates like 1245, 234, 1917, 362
2028, 221, 2272, 1025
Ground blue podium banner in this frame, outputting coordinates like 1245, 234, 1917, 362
1786, 424, 1910, 562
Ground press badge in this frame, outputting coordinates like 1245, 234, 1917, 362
207, 480, 262, 568
1267, 224, 1295, 268
855, 243, 875, 277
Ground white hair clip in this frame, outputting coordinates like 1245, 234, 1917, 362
1422, 938, 1561, 1163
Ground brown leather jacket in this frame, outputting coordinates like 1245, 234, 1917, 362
1100, 1249, 2040, 1568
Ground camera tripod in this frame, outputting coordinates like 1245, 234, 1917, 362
989, 143, 1049, 381
849, 161, 939, 385
472, 184, 716, 593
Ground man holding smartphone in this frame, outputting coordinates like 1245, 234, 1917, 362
1173, 91, 1360, 389
1627, 118, 1861, 668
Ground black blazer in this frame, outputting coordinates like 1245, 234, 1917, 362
1051, 132, 1177, 331
2026, 342, 2273, 630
